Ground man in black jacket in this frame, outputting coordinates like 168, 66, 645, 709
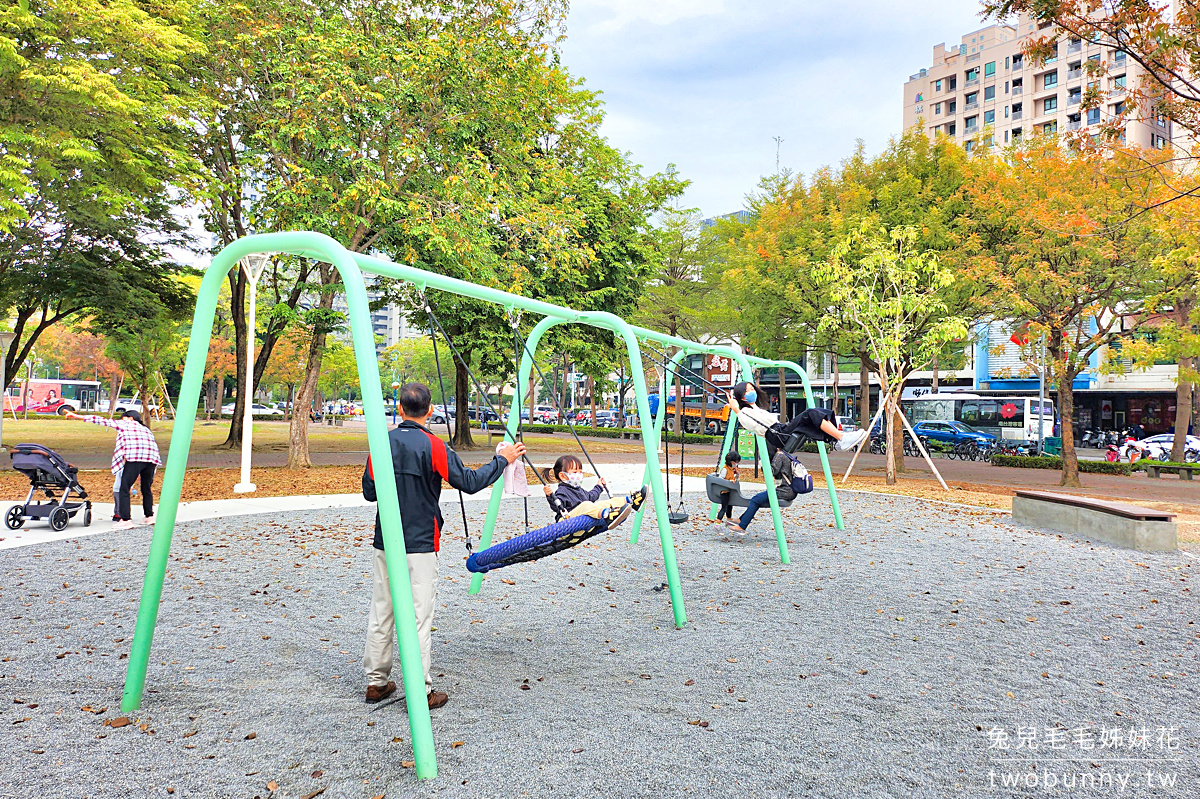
362, 383, 524, 708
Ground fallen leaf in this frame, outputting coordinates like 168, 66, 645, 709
639, 674, 651, 680
371, 795, 385, 799
267, 781, 279, 792
182, 730, 197, 738
519, 684, 530, 691
451, 741, 464, 749
857, 669, 868, 675
699, 721, 709, 728
501, 579, 515, 585
245, 732, 257, 740
401, 761, 415, 769
109, 717, 131, 728
1006, 692, 1015, 699
572, 747, 583, 754
726, 658, 737, 663
390, 737, 403, 743
13, 717, 30, 725
683, 679, 695, 686
310, 770, 323, 779
301, 789, 326, 799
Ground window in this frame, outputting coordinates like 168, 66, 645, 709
1012, 53, 1023, 69
949, 76, 957, 90
948, 122, 956, 135
1043, 121, 1057, 134
1044, 96, 1058, 113
1005, 56, 1011, 69
965, 91, 978, 106
964, 140, 975, 153
1088, 53, 1101, 68
984, 61, 996, 77
1113, 73, 1126, 89
1087, 107, 1100, 124
984, 85, 996, 101
965, 115, 978, 130
966, 67, 979, 82
984, 110, 995, 124
1114, 50, 1127, 64
948, 100, 957, 114
1012, 127, 1022, 139
935, 102, 942, 115
1004, 80, 1009, 92
1046, 42, 1059, 62
1004, 129, 1009, 142
1114, 100, 1126, 115
1044, 71, 1058, 88
936, 78, 943, 92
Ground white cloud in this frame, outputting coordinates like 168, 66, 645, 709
560, 0, 988, 215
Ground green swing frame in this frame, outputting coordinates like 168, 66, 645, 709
118, 231, 845, 781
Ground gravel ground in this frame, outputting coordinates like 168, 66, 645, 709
1, 491, 1197, 799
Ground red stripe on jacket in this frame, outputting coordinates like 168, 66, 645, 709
423, 431, 448, 552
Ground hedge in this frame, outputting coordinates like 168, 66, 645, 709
1132, 460, 1200, 472
990, 454, 1132, 475
467, 420, 715, 444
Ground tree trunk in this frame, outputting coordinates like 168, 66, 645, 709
1054, 347, 1081, 487
224, 270, 247, 448
777, 366, 787, 421
884, 392, 898, 485
1172, 355, 1192, 463
139, 377, 153, 430
287, 334, 325, 469
589, 376, 597, 429
859, 354, 869, 430
451, 357, 474, 448
831, 351, 840, 416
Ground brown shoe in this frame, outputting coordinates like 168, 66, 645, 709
365, 681, 396, 703
427, 690, 448, 709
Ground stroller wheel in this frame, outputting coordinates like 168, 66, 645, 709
5, 505, 24, 530
49, 507, 69, 532
83, 507, 92, 527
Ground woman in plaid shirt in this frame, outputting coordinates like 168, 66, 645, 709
66, 410, 161, 529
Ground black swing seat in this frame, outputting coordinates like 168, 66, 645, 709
704, 474, 793, 509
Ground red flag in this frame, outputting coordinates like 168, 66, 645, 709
1010, 322, 1032, 346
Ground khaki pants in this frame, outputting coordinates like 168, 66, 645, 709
567, 495, 629, 520
363, 547, 437, 696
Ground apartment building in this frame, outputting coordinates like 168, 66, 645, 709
903, 14, 1173, 151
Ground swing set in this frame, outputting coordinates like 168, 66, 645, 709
117, 231, 845, 780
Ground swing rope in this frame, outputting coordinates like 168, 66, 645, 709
506, 309, 530, 532
418, 290, 549, 490
421, 293, 474, 552
509, 322, 612, 499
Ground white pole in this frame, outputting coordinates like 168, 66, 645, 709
234, 255, 267, 494
1037, 332, 1046, 454
842, 399, 888, 484
898, 409, 951, 492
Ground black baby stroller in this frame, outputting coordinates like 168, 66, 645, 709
6, 443, 92, 531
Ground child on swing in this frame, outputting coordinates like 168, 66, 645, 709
714, 450, 741, 522
541, 455, 648, 529
726, 381, 868, 455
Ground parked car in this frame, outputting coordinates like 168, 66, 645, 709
593, 410, 621, 428
836, 415, 857, 432
114, 398, 160, 415
911, 420, 997, 448
220, 402, 284, 417
533, 405, 558, 423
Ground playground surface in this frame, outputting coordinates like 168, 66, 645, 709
2, 491, 1195, 798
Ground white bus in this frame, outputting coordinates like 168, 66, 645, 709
902, 393, 1055, 441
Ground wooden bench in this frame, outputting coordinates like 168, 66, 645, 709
1144, 463, 1199, 480
1011, 490, 1177, 552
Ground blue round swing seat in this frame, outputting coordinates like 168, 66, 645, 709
466, 513, 610, 573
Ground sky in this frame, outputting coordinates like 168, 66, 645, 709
559, 0, 990, 217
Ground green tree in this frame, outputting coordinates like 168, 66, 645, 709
100, 307, 187, 430
0, 0, 199, 391
822, 224, 968, 485
966, 138, 1147, 486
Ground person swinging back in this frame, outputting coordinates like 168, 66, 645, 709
725, 381, 867, 456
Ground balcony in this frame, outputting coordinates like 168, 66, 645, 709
964, 101, 979, 111
965, 77, 980, 87
1067, 41, 1082, 54
1068, 120, 1082, 131
1010, 109, 1022, 120
1068, 94, 1081, 106
1011, 85, 1023, 96
1067, 68, 1082, 80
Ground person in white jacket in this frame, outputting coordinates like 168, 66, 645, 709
725, 382, 867, 455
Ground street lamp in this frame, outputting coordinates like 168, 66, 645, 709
0, 331, 14, 452
391, 381, 400, 425
234, 253, 270, 494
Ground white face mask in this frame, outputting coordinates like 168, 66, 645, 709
564, 472, 585, 487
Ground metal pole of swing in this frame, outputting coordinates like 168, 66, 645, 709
1038, 332, 1046, 455
234, 254, 269, 494
391, 381, 399, 426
